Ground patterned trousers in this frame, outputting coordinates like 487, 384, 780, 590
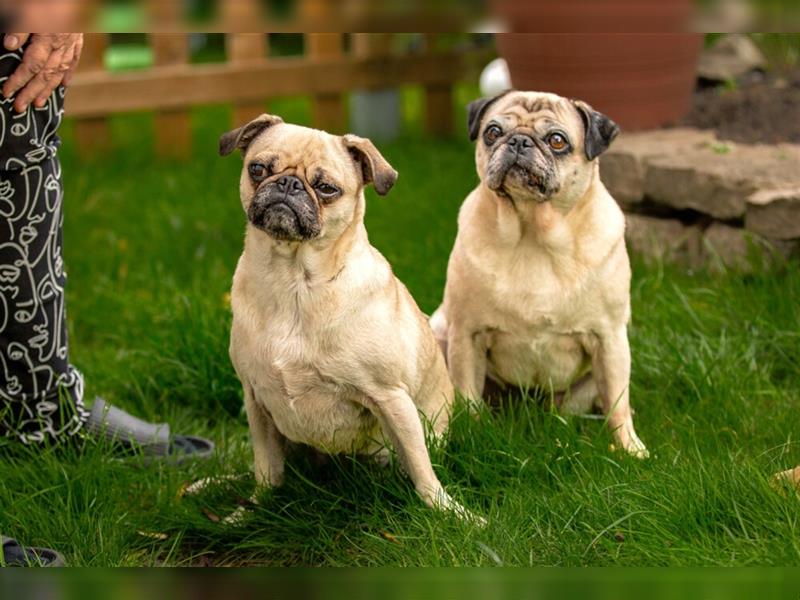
0, 42, 89, 443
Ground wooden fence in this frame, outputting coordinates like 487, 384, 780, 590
67, 33, 490, 159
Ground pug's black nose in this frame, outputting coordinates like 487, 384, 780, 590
276, 175, 305, 196
508, 134, 534, 152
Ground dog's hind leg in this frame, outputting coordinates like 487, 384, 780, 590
429, 306, 449, 359
558, 373, 600, 416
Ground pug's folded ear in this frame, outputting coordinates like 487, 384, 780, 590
572, 100, 620, 161
343, 134, 398, 196
219, 114, 284, 157
467, 90, 511, 141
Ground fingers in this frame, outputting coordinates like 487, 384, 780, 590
2, 34, 82, 112
3, 34, 31, 51
2, 39, 51, 102
13, 45, 67, 112
61, 35, 84, 87
34, 44, 74, 107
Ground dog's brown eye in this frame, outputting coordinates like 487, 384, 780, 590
248, 162, 269, 182
483, 124, 502, 146
547, 133, 569, 152
315, 182, 340, 200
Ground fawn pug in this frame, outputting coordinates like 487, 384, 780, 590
431, 91, 648, 457
219, 114, 476, 519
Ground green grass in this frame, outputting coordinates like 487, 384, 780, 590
1, 97, 799, 567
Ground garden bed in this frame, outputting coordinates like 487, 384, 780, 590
679, 67, 800, 144
600, 66, 800, 271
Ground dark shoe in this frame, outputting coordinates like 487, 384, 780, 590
1, 536, 65, 567
85, 398, 214, 464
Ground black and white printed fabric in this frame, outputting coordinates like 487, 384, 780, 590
0, 43, 89, 443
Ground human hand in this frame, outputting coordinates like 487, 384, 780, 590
2, 33, 83, 113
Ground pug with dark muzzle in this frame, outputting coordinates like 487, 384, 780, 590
217, 114, 479, 521
431, 91, 648, 458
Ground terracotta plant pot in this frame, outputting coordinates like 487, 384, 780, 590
492, 0, 696, 34
495, 33, 703, 131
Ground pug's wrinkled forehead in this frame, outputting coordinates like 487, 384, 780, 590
245, 124, 355, 191
483, 91, 583, 138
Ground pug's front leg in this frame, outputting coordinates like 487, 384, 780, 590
591, 327, 649, 458
185, 386, 286, 524
447, 324, 487, 410
214, 386, 288, 526
367, 388, 482, 523
243, 385, 286, 488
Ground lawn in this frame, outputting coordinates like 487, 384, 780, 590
1, 93, 799, 567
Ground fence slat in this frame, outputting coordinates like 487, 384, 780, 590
220, 0, 261, 28
227, 34, 268, 127
425, 85, 454, 137
152, 34, 191, 159
74, 33, 109, 159
351, 33, 392, 57
307, 34, 345, 133
66, 50, 488, 118
423, 35, 454, 138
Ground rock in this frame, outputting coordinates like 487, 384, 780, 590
626, 213, 797, 270
746, 187, 800, 240
625, 214, 703, 267
603, 128, 800, 220
644, 153, 752, 220
697, 34, 767, 82
693, 5, 754, 36
600, 150, 643, 207
703, 223, 749, 269
627, 216, 788, 272
643, 142, 800, 220
702, 222, 775, 271
602, 128, 717, 207
768, 238, 800, 260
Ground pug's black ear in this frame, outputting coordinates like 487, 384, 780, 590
343, 134, 398, 196
219, 113, 284, 157
572, 100, 620, 161
467, 91, 511, 141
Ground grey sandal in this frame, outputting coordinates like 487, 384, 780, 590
1, 536, 65, 567
85, 398, 214, 463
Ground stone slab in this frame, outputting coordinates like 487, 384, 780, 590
601, 128, 716, 209
702, 222, 774, 271
602, 128, 800, 224
625, 214, 703, 267
697, 34, 767, 82
626, 215, 793, 272
746, 187, 800, 240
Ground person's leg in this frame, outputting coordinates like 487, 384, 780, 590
0, 43, 75, 568
1, 40, 213, 459
0, 41, 89, 444
0, 158, 89, 443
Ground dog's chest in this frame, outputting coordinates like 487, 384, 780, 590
231, 304, 381, 454
486, 249, 597, 326
478, 251, 597, 389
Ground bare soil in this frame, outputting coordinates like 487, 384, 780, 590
677, 69, 800, 144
